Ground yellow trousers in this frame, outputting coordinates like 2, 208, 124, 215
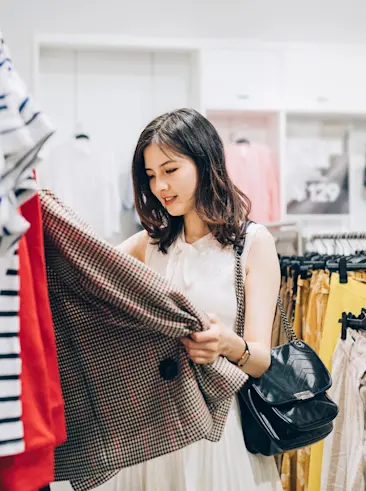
307, 272, 366, 491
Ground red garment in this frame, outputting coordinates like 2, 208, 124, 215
22, 194, 66, 448
225, 142, 280, 223
0, 195, 66, 491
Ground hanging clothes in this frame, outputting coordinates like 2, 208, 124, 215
39, 189, 248, 491
294, 270, 330, 491
292, 277, 311, 340
308, 272, 366, 491
0, 31, 54, 461
321, 327, 366, 491
303, 270, 330, 355
0, 32, 53, 253
0, 248, 21, 457
225, 142, 280, 223
0, 194, 66, 491
280, 276, 311, 491
279, 271, 331, 491
21, 193, 66, 448
272, 276, 287, 348
37, 137, 121, 240
274, 245, 366, 491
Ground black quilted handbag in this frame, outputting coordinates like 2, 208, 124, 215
233, 226, 339, 456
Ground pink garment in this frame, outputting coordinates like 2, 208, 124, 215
225, 143, 280, 223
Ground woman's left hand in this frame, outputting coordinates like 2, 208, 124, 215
180, 313, 228, 364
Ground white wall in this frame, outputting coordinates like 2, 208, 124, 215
3, 0, 366, 88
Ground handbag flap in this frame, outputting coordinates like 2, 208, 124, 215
251, 341, 332, 406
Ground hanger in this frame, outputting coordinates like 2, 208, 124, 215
326, 256, 366, 284
355, 233, 366, 256
339, 311, 366, 340
72, 51, 90, 141
74, 122, 90, 140
75, 132, 90, 140
229, 125, 250, 145
235, 137, 250, 144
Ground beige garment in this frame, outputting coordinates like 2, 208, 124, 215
292, 277, 310, 340
361, 379, 366, 487
321, 328, 366, 491
272, 277, 286, 348
286, 276, 295, 326
305, 270, 330, 354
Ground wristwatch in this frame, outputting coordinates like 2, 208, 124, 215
237, 340, 251, 369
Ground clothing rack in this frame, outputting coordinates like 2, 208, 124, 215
306, 231, 366, 255
309, 232, 366, 240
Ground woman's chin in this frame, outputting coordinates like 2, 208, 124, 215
165, 204, 185, 217
167, 209, 184, 217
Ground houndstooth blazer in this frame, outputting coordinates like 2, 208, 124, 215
39, 189, 248, 491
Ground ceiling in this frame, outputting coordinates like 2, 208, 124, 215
2, 0, 366, 45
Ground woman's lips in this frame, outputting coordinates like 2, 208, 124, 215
163, 196, 177, 206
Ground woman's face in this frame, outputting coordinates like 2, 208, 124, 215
144, 143, 198, 217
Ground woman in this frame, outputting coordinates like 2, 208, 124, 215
106, 108, 282, 490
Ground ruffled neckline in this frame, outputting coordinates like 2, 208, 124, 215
176, 230, 215, 252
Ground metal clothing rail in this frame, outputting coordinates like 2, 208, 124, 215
309, 231, 366, 240
264, 220, 301, 229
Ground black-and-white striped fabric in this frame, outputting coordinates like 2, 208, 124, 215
0, 30, 54, 457
0, 248, 22, 457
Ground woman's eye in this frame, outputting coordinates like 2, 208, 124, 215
166, 168, 177, 175
147, 175, 154, 181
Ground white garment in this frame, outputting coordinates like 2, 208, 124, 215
0, 31, 53, 457
37, 138, 121, 240
0, 31, 53, 258
321, 328, 366, 491
95, 222, 282, 491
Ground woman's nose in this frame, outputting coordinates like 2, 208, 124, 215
155, 178, 168, 193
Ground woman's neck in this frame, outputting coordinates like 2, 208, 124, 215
183, 211, 209, 244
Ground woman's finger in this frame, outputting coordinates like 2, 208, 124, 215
190, 358, 209, 365
185, 346, 219, 362
190, 327, 219, 343
181, 338, 218, 353
188, 352, 217, 364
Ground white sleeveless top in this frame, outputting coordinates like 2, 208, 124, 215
94, 222, 282, 491
145, 222, 264, 332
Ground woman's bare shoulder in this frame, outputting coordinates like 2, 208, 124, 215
116, 230, 150, 263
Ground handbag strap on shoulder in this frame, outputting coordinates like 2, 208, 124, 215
234, 221, 297, 343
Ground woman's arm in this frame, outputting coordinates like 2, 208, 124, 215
222, 227, 280, 377
115, 230, 149, 263
181, 228, 280, 378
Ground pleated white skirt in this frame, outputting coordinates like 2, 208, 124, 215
95, 397, 282, 491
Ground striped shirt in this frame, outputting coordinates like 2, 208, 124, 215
0, 248, 22, 456
0, 32, 54, 457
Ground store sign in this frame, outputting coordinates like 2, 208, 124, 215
286, 138, 349, 215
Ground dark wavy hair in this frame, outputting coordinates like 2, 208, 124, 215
132, 108, 251, 253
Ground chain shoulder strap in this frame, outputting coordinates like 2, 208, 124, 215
234, 224, 297, 343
